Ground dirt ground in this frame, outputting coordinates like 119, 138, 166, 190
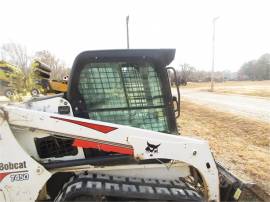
178, 101, 270, 196
182, 80, 270, 98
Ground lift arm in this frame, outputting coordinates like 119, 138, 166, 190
1, 103, 219, 201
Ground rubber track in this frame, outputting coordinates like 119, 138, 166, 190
55, 172, 203, 201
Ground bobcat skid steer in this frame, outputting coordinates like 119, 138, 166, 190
0, 49, 238, 202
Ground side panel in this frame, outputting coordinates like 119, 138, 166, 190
21, 97, 73, 116
13, 127, 85, 162
0, 112, 51, 202
57, 163, 191, 179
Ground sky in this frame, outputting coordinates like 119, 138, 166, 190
0, 0, 269, 72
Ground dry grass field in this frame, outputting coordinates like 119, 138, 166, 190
178, 101, 270, 196
182, 80, 270, 98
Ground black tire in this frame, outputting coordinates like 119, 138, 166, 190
31, 88, 39, 97
63, 194, 108, 201
55, 173, 203, 202
4, 89, 13, 98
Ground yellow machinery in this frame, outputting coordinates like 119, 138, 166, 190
0, 60, 68, 98
30, 60, 68, 96
49, 80, 68, 92
0, 61, 24, 97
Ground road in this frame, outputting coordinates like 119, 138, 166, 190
173, 89, 270, 123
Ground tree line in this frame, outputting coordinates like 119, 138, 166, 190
238, 54, 270, 81
169, 53, 270, 85
0, 42, 69, 80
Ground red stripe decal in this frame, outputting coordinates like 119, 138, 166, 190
73, 139, 134, 155
0, 172, 11, 182
51, 116, 117, 134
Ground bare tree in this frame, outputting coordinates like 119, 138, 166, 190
34, 50, 70, 80
0, 42, 30, 75
174, 64, 195, 85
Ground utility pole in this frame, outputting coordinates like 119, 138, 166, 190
126, 15, 130, 49
210, 16, 219, 92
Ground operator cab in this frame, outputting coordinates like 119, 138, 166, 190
67, 49, 180, 135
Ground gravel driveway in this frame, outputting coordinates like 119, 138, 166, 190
173, 89, 270, 123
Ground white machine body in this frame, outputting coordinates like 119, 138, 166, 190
0, 97, 219, 201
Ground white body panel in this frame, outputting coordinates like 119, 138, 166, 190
19, 96, 73, 115
54, 163, 190, 179
12, 126, 85, 162
0, 114, 51, 202
0, 98, 220, 201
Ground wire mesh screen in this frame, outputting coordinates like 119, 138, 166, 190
79, 62, 169, 132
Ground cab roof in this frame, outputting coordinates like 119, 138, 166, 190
71, 49, 176, 69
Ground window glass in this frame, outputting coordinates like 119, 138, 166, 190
79, 62, 169, 132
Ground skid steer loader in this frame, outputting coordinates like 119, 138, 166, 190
0, 49, 242, 202
0, 61, 25, 97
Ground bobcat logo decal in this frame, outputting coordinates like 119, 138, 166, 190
145, 141, 161, 157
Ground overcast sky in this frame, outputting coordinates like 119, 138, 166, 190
1, 0, 269, 71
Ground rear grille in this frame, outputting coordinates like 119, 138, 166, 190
35, 136, 78, 159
